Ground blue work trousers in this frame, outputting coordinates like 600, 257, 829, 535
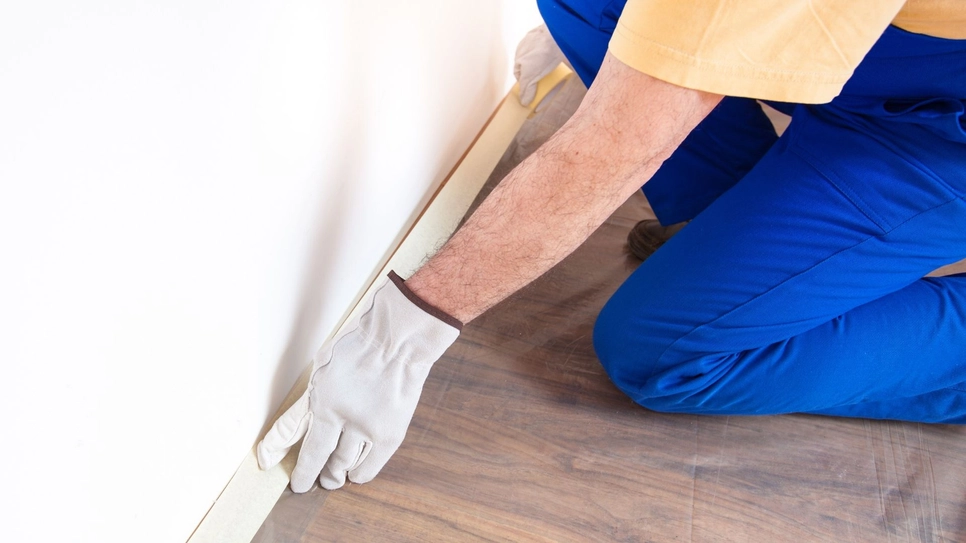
539, 0, 966, 423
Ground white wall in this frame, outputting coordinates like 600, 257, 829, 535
0, 2, 541, 541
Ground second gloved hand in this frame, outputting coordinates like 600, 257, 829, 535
256, 271, 462, 492
514, 24, 566, 107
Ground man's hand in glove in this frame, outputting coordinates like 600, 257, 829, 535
514, 24, 566, 107
256, 271, 462, 492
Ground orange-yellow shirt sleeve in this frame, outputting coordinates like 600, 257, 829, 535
608, 0, 907, 104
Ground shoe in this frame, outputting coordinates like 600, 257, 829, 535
626, 219, 687, 260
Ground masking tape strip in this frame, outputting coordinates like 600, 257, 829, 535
186, 64, 573, 543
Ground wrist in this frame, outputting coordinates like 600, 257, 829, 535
388, 271, 464, 330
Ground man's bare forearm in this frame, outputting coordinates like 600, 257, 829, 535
407, 53, 722, 323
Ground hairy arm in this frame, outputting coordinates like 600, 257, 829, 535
407, 53, 722, 322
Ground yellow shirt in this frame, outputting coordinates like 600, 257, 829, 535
609, 0, 966, 103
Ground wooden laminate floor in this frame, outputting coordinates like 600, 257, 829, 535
253, 87, 966, 542
253, 194, 966, 542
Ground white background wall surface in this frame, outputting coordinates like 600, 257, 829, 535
0, 2, 541, 541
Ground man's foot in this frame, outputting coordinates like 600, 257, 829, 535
626, 219, 687, 260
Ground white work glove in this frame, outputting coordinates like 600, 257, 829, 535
514, 24, 566, 107
257, 271, 462, 492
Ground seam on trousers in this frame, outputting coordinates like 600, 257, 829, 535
808, 106, 964, 201
653, 193, 965, 369
793, 144, 891, 232
851, 110, 965, 198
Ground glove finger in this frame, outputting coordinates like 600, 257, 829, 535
347, 440, 401, 485
318, 430, 372, 490
520, 80, 538, 107
290, 418, 342, 493
519, 59, 565, 107
256, 392, 310, 470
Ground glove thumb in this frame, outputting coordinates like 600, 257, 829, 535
256, 391, 312, 470
520, 78, 539, 108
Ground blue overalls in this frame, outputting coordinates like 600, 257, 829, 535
539, 0, 966, 422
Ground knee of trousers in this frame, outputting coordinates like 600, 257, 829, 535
536, 0, 581, 40
537, 0, 621, 28
592, 298, 746, 415
537, 0, 622, 86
